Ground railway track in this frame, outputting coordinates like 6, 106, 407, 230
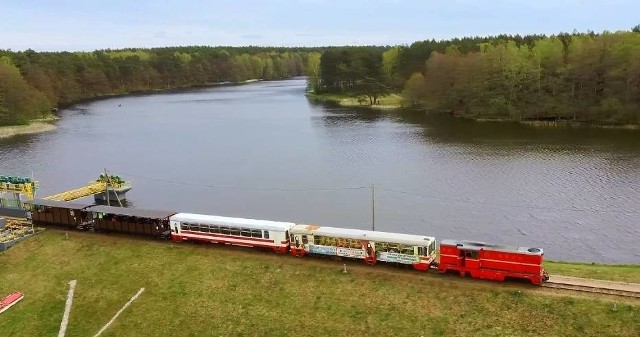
543, 281, 640, 299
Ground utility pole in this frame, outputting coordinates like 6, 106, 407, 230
104, 168, 110, 207
371, 183, 375, 231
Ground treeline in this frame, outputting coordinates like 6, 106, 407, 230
0, 46, 317, 125
312, 28, 640, 125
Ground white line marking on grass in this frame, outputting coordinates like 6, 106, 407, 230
93, 288, 145, 337
58, 280, 77, 337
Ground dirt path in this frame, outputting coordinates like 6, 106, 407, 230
549, 275, 640, 293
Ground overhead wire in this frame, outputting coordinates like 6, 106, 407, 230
112, 169, 639, 215
377, 187, 640, 215
114, 170, 369, 192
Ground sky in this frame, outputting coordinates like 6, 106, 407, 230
1, 0, 639, 52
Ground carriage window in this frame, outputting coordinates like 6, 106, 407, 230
400, 246, 415, 255
314, 235, 321, 245
263, 230, 270, 239
302, 235, 308, 244
241, 228, 252, 237
290, 234, 294, 242
251, 229, 262, 238
200, 224, 209, 232
230, 228, 241, 236
210, 225, 219, 234
220, 226, 230, 235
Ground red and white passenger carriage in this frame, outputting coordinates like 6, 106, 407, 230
437, 240, 549, 285
169, 213, 295, 253
289, 224, 437, 270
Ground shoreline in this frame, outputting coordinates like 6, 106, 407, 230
57, 78, 265, 109
0, 119, 58, 139
307, 93, 640, 129
305, 92, 403, 110
0, 78, 267, 139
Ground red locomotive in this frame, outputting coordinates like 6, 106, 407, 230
437, 239, 549, 285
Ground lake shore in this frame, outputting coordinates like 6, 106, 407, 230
0, 119, 57, 139
307, 93, 640, 129
0, 79, 266, 139
306, 92, 403, 110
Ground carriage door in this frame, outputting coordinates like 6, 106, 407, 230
461, 249, 480, 268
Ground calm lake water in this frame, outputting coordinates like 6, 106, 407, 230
1, 78, 639, 263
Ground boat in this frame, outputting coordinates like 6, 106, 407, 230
0, 292, 24, 314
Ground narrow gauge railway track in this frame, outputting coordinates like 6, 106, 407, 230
543, 281, 640, 299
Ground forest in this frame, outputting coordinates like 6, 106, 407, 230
0, 46, 316, 125
2, 28, 640, 126
310, 28, 640, 125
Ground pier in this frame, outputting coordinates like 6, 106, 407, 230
0, 172, 132, 212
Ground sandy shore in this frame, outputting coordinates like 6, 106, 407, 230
0, 121, 57, 139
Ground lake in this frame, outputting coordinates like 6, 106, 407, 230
1, 78, 639, 263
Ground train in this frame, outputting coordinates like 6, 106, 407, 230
170, 212, 549, 285
25, 199, 550, 285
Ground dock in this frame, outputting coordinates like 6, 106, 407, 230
0, 172, 132, 214
43, 180, 131, 202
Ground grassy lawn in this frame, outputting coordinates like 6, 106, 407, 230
1, 230, 638, 337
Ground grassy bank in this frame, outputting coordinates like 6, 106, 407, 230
307, 92, 403, 110
0, 117, 57, 139
545, 261, 640, 284
0, 230, 638, 337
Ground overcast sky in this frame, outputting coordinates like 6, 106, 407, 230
1, 0, 638, 51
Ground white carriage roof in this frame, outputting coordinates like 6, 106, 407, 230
169, 213, 296, 231
440, 239, 543, 255
290, 224, 435, 246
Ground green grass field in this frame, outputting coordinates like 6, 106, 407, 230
1, 230, 638, 337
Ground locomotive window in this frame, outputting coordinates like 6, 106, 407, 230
263, 231, 270, 239
464, 250, 479, 259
